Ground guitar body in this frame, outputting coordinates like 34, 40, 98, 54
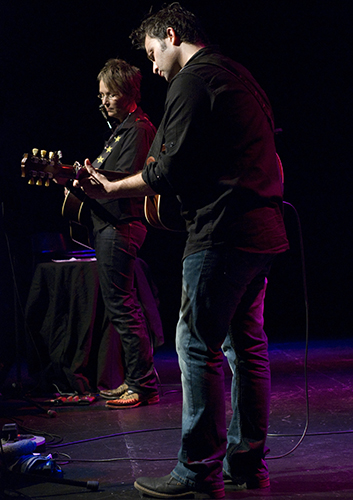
144, 194, 185, 232
144, 151, 185, 232
62, 190, 92, 227
61, 190, 94, 249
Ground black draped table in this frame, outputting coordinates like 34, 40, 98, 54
25, 258, 163, 394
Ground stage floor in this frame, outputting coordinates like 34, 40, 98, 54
1, 338, 353, 499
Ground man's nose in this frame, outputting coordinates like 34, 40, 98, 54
153, 62, 159, 74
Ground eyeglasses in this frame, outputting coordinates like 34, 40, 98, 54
97, 93, 119, 101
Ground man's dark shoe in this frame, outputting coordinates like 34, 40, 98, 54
224, 449, 270, 490
223, 470, 270, 490
134, 474, 225, 498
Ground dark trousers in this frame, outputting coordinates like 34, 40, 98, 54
94, 221, 157, 394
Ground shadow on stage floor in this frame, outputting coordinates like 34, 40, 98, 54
1, 338, 352, 499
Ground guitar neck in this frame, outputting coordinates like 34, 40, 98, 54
55, 165, 129, 182
21, 151, 130, 185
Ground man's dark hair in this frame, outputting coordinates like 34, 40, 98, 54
97, 58, 142, 104
130, 2, 209, 49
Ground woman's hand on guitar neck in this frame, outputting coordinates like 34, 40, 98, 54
74, 159, 114, 199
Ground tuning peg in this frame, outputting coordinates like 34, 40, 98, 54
21, 153, 28, 177
28, 170, 38, 185
48, 151, 56, 165
44, 172, 53, 187
40, 150, 47, 158
36, 171, 46, 186
31, 149, 39, 163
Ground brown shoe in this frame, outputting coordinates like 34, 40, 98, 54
99, 383, 129, 399
105, 390, 159, 409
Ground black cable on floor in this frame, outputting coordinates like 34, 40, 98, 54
267, 201, 309, 459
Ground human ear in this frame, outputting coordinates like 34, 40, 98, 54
166, 27, 180, 46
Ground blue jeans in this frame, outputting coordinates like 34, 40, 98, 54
171, 246, 274, 489
94, 222, 157, 394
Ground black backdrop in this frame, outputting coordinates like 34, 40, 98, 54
1, 1, 352, 377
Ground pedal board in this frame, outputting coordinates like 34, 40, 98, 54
1, 423, 46, 455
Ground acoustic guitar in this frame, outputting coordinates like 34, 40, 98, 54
21, 148, 186, 232
21, 148, 128, 226
143, 153, 186, 232
144, 194, 185, 232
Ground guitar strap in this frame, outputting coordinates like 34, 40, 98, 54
91, 109, 141, 170
91, 124, 123, 170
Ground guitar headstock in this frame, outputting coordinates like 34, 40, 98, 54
21, 149, 81, 186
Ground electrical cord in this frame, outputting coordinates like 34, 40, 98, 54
2, 214, 47, 398
56, 454, 178, 464
2, 199, 347, 466
7, 418, 63, 446
48, 428, 353, 466
47, 426, 181, 450
267, 200, 310, 459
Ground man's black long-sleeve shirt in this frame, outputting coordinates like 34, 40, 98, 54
142, 46, 289, 258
